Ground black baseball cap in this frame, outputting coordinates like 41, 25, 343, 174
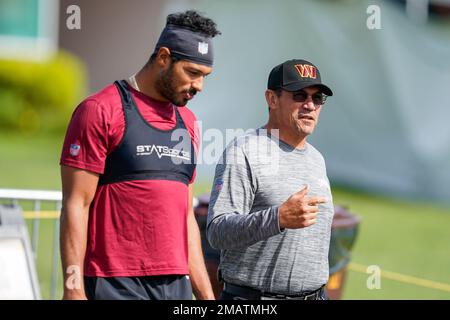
267, 59, 333, 96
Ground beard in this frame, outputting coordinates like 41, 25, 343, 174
155, 64, 197, 107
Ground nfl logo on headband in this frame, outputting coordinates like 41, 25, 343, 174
198, 42, 208, 55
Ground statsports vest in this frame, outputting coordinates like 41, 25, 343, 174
98, 80, 196, 186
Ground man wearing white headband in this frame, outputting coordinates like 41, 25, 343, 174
60, 10, 220, 300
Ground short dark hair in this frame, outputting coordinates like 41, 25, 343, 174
147, 53, 180, 66
267, 89, 283, 113
147, 10, 220, 65
274, 89, 283, 97
166, 10, 221, 37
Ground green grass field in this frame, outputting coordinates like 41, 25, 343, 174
1, 134, 449, 300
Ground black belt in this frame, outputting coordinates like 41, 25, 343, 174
223, 282, 325, 300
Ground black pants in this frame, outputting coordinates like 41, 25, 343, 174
220, 286, 328, 300
84, 275, 192, 300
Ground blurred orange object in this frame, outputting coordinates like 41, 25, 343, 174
326, 205, 361, 300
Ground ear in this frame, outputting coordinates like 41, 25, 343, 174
155, 47, 172, 69
265, 90, 279, 111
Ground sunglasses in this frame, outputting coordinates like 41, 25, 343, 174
291, 90, 328, 106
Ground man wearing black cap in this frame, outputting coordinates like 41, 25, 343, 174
60, 11, 220, 300
207, 59, 335, 300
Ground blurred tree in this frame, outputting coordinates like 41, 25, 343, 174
0, 51, 87, 135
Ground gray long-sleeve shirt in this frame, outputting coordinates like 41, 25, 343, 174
207, 129, 334, 294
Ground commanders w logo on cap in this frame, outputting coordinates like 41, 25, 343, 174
267, 59, 333, 96
294, 64, 317, 79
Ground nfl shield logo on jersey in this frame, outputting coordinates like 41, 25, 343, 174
70, 144, 80, 156
198, 42, 208, 55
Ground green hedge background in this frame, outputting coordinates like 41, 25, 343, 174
0, 51, 87, 135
